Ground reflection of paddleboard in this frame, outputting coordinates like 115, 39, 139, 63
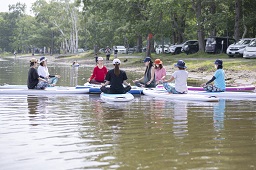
100, 92, 134, 102
77, 83, 143, 94
143, 88, 219, 102
0, 87, 89, 95
189, 91, 256, 100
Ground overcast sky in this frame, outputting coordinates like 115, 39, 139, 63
0, 0, 36, 14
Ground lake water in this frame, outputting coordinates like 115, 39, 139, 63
0, 57, 255, 170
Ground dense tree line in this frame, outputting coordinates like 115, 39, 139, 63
0, 0, 255, 55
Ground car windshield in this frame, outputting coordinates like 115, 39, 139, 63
248, 40, 256, 47
206, 38, 216, 45
236, 39, 252, 45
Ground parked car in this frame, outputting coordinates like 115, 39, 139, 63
243, 39, 256, 58
181, 40, 199, 55
77, 48, 85, 53
226, 38, 255, 57
169, 43, 183, 55
205, 37, 235, 54
113, 46, 126, 54
155, 45, 170, 54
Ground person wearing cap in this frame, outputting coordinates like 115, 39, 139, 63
87, 56, 108, 84
159, 60, 188, 94
37, 57, 61, 87
100, 58, 131, 94
133, 57, 156, 88
201, 59, 226, 92
154, 59, 166, 85
27, 58, 48, 90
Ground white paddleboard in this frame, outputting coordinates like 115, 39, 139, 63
143, 88, 219, 102
189, 91, 256, 100
100, 92, 134, 102
0, 87, 89, 95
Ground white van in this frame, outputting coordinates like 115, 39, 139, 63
243, 39, 256, 58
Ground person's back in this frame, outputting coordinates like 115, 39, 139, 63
108, 69, 126, 93
27, 67, 39, 89
172, 70, 188, 93
214, 69, 225, 90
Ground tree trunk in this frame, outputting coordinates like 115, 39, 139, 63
234, 0, 242, 41
136, 35, 142, 53
192, 0, 205, 52
210, 0, 216, 36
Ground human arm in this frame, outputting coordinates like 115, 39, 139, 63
123, 80, 131, 86
101, 81, 110, 86
201, 76, 216, 86
160, 76, 174, 83
133, 76, 144, 83
88, 67, 97, 82
146, 67, 155, 85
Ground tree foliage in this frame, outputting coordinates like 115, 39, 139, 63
0, 0, 256, 54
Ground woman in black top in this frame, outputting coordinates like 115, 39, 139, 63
27, 58, 48, 90
100, 58, 131, 94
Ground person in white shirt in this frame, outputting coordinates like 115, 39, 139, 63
37, 57, 61, 87
159, 60, 188, 94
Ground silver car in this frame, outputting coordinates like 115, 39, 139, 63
226, 38, 254, 57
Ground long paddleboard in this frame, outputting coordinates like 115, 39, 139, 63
77, 83, 143, 94
189, 91, 256, 100
188, 85, 255, 92
143, 88, 219, 102
0, 87, 89, 95
100, 92, 134, 102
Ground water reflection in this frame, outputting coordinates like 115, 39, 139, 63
213, 99, 226, 131
27, 96, 49, 126
70, 65, 79, 86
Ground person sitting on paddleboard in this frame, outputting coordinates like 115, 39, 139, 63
133, 57, 156, 88
38, 57, 61, 87
27, 58, 48, 90
159, 60, 188, 94
154, 59, 166, 85
201, 59, 226, 92
87, 57, 108, 84
100, 58, 131, 94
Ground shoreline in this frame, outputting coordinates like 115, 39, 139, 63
5, 54, 256, 86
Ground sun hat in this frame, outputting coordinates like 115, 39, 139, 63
30, 58, 38, 63
39, 57, 47, 63
154, 59, 162, 65
174, 60, 187, 69
143, 57, 151, 62
113, 58, 121, 64
214, 59, 223, 65
98, 57, 103, 61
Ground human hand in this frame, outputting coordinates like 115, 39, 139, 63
55, 75, 61, 78
87, 78, 90, 82
201, 83, 206, 87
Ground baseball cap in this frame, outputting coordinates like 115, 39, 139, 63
39, 57, 47, 63
113, 58, 121, 64
98, 57, 103, 61
214, 59, 223, 65
143, 57, 151, 62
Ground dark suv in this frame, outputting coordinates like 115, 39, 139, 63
205, 37, 235, 54
181, 40, 199, 55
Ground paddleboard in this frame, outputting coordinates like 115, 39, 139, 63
188, 85, 255, 92
189, 91, 256, 100
143, 88, 219, 102
77, 83, 143, 94
0, 87, 89, 95
100, 92, 134, 102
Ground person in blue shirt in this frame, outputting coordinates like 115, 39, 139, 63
201, 59, 226, 92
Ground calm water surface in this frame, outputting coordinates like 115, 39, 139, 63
0, 58, 255, 170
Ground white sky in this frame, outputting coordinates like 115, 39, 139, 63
0, 0, 36, 13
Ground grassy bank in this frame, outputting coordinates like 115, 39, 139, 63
75, 51, 256, 73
